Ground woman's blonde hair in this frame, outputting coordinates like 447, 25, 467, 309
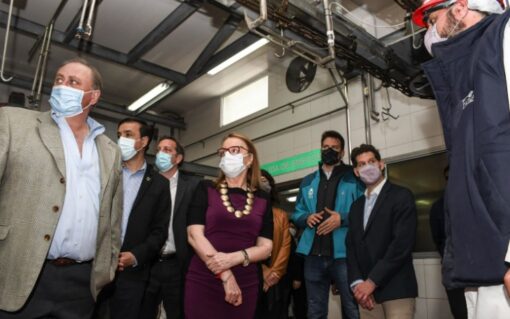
215, 132, 261, 190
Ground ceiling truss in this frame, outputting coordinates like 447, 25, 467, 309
0, 0, 431, 130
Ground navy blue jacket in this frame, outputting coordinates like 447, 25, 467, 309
422, 11, 510, 288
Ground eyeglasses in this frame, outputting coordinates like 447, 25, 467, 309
217, 145, 249, 157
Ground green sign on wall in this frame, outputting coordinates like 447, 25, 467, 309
261, 149, 320, 176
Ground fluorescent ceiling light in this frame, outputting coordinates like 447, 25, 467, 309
207, 38, 269, 76
286, 196, 297, 203
127, 81, 175, 112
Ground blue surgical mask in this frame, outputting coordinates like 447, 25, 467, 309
49, 85, 93, 118
155, 152, 173, 172
118, 137, 138, 161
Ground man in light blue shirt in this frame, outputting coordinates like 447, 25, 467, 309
0, 58, 123, 319
48, 113, 105, 262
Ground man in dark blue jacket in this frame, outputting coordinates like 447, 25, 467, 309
412, 0, 510, 317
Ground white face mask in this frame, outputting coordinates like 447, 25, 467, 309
424, 23, 448, 56
118, 137, 138, 161
219, 152, 247, 178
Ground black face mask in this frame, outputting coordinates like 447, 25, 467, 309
321, 148, 340, 165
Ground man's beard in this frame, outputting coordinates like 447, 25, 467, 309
439, 9, 466, 38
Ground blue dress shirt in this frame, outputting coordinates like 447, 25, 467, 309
121, 162, 147, 243
351, 178, 387, 289
48, 114, 105, 261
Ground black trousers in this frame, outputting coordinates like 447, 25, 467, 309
139, 257, 182, 319
93, 271, 147, 319
255, 278, 292, 319
446, 288, 468, 319
0, 261, 94, 319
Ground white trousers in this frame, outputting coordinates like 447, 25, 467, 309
465, 285, 510, 319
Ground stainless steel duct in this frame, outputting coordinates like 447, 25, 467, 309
244, 0, 336, 67
76, 0, 97, 40
0, 0, 14, 82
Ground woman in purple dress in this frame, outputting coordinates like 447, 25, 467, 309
185, 132, 274, 319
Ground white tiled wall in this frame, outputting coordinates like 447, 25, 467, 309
414, 258, 454, 319
181, 62, 445, 184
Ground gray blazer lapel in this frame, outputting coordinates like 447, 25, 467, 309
96, 135, 117, 200
37, 112, 66, 178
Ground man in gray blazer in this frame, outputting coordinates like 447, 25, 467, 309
0, 58, 123, 319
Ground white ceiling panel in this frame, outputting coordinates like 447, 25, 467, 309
0, 30, 162, 107
0, 32, 39, 78
143, 3, 229, 73
79, 55, 164, 106
153, 45, 271, 114
91, 0, 180, 54
52, 0, 84, 33
215, 24, 247, 53
0, 0, 418, 127
0, 0, 62, 28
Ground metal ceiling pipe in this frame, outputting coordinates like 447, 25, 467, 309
29, 23, 54, 107
328, 68, 351, 162
28, 0, 67, 61
0, 0, 14, 82
28, 0, 67, 106
317, 0, 335, 66
243, 0, 336, 67
250, 27, 318, 62
361, 73, 373, 145
244, 0, 267, 29
76, 0, 96, 40
83, 0, 97, 39
76, 0, 88, 38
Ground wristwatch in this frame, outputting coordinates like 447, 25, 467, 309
241, 249, 250, 267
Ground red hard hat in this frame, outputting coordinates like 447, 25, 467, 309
412, 0, 455, 27
412, 0, 505, 28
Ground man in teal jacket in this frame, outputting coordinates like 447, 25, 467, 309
292, 130, 364, 319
